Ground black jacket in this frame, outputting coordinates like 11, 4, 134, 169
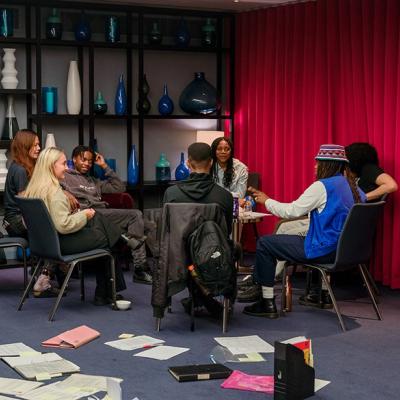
163, 173, 233, 235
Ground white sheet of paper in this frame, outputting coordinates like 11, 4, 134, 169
0, 395, 20, 400
105, 335, 165, 351
281, 336, 308, 345
20, 381, 76, 400
2, 353, 61, 368
214, 335, 274, 355
0, 343, 36, 357
133, 346, 189, 360
0, 377, 43, 396
314, 378, 330, 392
107, 378, 122, 400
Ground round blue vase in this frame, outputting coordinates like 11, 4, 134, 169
175, 152, 190, 181
115, 74, 127, 115
175, 18, 190, 47
75, 13, 91, 41
158, 84, 174, 115
179, 72, 219, 115
127, 145, 139, 186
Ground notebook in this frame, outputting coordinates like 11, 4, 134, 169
168, 363, 232, 382
42, 325, 100, 349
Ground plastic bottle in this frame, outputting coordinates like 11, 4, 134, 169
233, 195, 239, 220
155, 153, 171, 182
187, 264, 211, 297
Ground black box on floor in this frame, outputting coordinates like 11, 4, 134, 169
168, 363, 232, 382
274, 341, 315, 400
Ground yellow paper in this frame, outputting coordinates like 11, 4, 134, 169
238, 352, 265, 362
20, 351, 41, 357
35, 373, 52, 381
118, 333, 135, 339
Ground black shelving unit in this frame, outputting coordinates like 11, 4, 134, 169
0, 0, 235, 208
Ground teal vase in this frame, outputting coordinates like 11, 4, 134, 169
155, 153, 171, 182
94, 91, 107, 114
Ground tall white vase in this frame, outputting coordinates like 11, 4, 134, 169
1, 48, 18, 89
0, 149, 8, 190
45, 133, 56, 148
66, 60, 81, 115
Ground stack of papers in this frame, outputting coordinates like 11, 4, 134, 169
1, 352, 80, 380
105, 335, 165, 351
0, 343, 38, 357
0, 377, 43, 396
214, 335, 274, 355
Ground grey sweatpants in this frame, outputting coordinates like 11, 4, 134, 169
96, 208, 147, 268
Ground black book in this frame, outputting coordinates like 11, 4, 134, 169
168, 363, 232, 382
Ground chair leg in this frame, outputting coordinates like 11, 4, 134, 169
362, 263, 380, 301
109, 255, 117, 310
358, 264, 383, 321
319, 269, 346, 332
167, 297, 172, 313
19, 245, 28, 290
156, 317, 161, 332
280, 265, 287, 316
79, 263, 85, 301
222, 297, 230, 333
18, 258, 43, 311
48, 261, 76, 321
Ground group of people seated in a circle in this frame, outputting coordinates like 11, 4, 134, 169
2, 130, 397, 319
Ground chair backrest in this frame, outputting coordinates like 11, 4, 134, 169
247, 172, 260, 190
15, 197, 63, 260
334, 201, 385, 269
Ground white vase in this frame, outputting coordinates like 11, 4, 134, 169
1, 48, 18, 89
0, 149, 8, 190
45, 133, 56, 148
66, 60, 81, 115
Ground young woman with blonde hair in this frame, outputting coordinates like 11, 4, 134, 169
24, 147, 126, 305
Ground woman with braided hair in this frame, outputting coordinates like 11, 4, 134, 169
242, 144, 366, 318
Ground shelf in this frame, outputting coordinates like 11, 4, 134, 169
39, 39, 137, 49
93, 114, 139, 120
29, 114, 89, 120
143, 44, 230, 53
143, 114, 232, 119
0, 37, 35, 44
0, 89, 36, 95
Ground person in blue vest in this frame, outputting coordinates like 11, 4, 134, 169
243, 144, 366, 318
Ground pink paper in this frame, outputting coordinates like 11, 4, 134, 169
221, 370, 274, 393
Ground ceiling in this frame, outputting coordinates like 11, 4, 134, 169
71, 0, 308, 12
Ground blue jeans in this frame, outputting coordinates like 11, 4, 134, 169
254, 235, 336, 286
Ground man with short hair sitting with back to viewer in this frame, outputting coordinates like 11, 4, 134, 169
61, 145, 152, 285
163, 142, 233, 316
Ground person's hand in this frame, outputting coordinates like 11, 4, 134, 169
94, 152, 107, 169
84, 208, 96, 220
63, 190, 80, 212
248, 187, 269, 204
239, 198, 246, 207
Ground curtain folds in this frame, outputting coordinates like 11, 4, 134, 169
235, 0, 400, 288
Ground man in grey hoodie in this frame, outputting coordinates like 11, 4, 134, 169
61, 146, 152, 285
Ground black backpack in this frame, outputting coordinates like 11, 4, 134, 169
187, 220, 236, 296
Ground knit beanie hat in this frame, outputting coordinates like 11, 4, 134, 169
315, 144, 349, 163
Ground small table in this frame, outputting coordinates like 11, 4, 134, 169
232, 211, 272, 274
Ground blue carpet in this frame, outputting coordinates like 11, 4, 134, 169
0, 267, 399, 399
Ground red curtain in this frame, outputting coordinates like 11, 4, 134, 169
235, 0, 400, 288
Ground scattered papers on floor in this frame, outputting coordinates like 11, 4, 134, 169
0, 343, 37, 357
106, 377, 122, 400
281, 336, 307, 345
210, 346, 265, 364
221, 370, 274, 393
0, 395, 20, 400
214, 335, 274, 355
2, 352, 80, 380
105, 335, 165, 351
20, 374, 122, 400
0, 377, 43, 396
315, 378, 330, 392
134, 346, 189, 360
118, 333, 135, 339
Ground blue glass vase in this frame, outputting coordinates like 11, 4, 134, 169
179, 72, 219, 115
175, 18, 190, 47
105, 16, 120, 43
127, 145, 139, 186
115, 74, 127, 115
0, 8, 13, 38
75, 12, 91, 41
158, 84, 174, 115
175, 152, 190, 181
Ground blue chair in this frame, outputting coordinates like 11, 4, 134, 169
281, 201, 385, 331
0, 236, 29, 288
15, 197, 116, 321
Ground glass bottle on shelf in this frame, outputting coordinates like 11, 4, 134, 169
148, 21, 162, 45
155, 153, 171, 182
46, 8, 62, 40
201, 18, 216, 47
1, 95, 19, 141
174, 152, 190, 181
136, 74, 151, 114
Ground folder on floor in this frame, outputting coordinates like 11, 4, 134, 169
168, 363, 232, 382
42, 325, 100, 349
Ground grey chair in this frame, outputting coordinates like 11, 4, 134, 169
15, 197, 116, 321
281, 201, 385, 331
152, 203, 236, 333
0, 236, 29, 288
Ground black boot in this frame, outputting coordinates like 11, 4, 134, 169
243, 297, 278, 318
299, 288, 333, 309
